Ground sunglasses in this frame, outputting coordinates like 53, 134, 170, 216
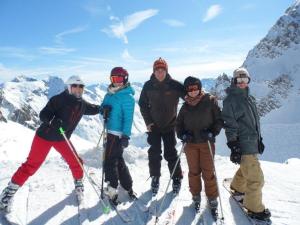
236, 77, 250, 84
186, 85, 199, 92
110, 75, 125, 83
71, 84, 84, 88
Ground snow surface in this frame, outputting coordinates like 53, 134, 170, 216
0, 120, 299, 225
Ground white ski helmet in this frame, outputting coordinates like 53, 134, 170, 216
65, 75, 85, 97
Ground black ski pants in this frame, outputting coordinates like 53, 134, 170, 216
147, 129, 183, 179
104, 133, 133, 190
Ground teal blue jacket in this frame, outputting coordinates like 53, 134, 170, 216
101, 85, 135, 137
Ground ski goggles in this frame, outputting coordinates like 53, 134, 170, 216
236, 77, 250, 84
71, 84, 84, 88
186, 85, 200, 92
110, 75, 125, 83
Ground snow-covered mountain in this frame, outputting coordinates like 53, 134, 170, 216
243, 0, 300, 123
0, 76, 149, 143
0, 75, 217, 144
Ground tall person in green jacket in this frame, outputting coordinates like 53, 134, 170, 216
222, 67, 271, 222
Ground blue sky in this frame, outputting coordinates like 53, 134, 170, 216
0, 0, 295, 84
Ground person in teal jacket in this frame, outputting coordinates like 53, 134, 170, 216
100, 67, 136, 204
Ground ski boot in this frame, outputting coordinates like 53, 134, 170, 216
192, 195, 201, 212
230, 185, 245, 203
128, 189, 138, 200
105, 185, 119, 206
208, 198, 218, 221
248, 208, 271, 222
151, 176, 160, 195
172, 177, 182, 195
74, 179, 84, 203
0, 181, 19, 213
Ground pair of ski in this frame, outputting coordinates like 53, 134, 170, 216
223, 178, 272, 225
146, 190, 186, 225
89, 172, 148, 223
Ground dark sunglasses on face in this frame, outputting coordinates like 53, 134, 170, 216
71, 84, 84, 88
186, 85, 199, 92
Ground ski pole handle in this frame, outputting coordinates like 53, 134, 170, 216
59, 127, 65, 134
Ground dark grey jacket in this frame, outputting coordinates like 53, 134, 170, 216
176, 93, 223, 143
221, 86, 262, 155
138, 74, 185, 133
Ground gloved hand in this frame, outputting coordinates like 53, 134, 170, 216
258, 137, 265, 154
121, 135, 130, 148
180, 131, 193, 143
227, 140, 242, 164
50, 118, 63, 130
199, 128, 215, 142
100, 105, 112, 121
147, 123, 159, 133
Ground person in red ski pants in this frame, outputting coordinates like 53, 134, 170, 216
0, 75, 100, 212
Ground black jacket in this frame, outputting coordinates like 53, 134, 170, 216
36, 90, 100, 141
138, 74, 185, 132
176, 93, 223, 143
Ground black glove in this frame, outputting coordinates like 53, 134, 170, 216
100, 105, 112, 121
199, 128, 215, 142
50, 118, 63, 130
227, 140, 242, 164
180, 131, 193, 143
121, 135, 130, 148
258, 137, 265, 154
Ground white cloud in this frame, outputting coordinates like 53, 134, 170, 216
102, 9, 159, 44
121, 49, 133, 61
83, 0, 110, 16
163, 19, 185, 27
39, 47, 76, 55
54, 26, 87, 45
0, 47, 35, 61
203, 4, 222, 22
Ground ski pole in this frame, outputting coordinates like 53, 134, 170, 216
207, 140, 225, 221
155, 143, 186, 224
95, 122, 106, 149
100, 120, 107, 199
59, 127, 110, 214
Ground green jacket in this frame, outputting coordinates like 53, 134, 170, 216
176, 93, 223, 143
221, 86, 261, 155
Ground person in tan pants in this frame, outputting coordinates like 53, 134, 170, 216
176, 76, 223, 213
222, 67, 271, 221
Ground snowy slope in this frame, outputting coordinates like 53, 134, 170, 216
0, 120, 300, 225
243, 0, 300, 122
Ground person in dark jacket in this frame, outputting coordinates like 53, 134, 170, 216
100, 67, 136, 204
222, 67, 271, 221
0, 76, 100, 212
176, 76, 223, 212
138, 57, 185, 194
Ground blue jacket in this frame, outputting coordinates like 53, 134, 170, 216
100, 85, 135, 137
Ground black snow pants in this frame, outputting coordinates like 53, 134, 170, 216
104, 133, 133, 190
147, 129, 183, 179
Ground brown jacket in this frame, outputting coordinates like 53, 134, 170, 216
138, 74, 185, 132
176, 93, 223, 143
